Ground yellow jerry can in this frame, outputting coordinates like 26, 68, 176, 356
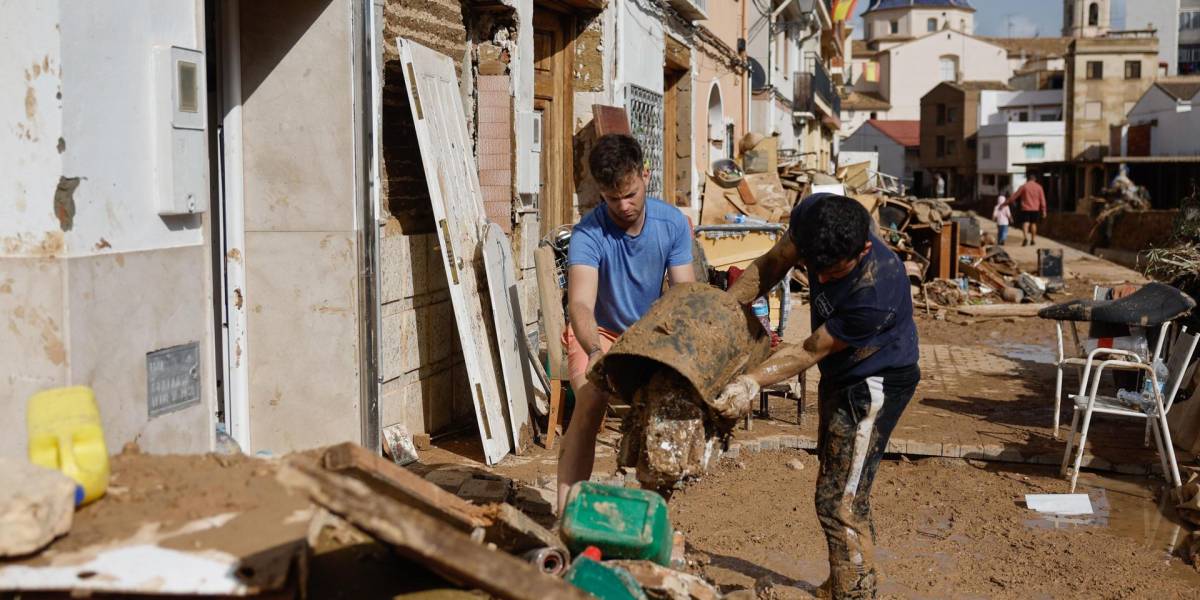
27, 386, 109, 505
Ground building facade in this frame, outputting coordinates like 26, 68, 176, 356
840, 119, 920, 190
976, 90, 1066, 200
918, 80, 1008, 200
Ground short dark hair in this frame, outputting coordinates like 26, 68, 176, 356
791, 195, 871, 272
589, 134, 643, 189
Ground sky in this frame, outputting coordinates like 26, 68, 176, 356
851, 0, 1129, 38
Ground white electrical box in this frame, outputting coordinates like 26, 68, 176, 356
153, 46, 208, 216
516, 111, 542, 204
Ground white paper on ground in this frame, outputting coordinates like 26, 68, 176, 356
1025, 493, 1094, 515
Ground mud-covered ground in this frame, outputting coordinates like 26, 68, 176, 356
672, 450, 1200, 599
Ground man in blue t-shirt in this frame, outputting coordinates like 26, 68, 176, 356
558, 134, 695, 510
722, 194, 920, 600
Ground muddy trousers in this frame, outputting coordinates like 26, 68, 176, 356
815, 364, 920, 599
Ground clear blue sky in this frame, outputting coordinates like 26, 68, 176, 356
851, 0, 1130, 38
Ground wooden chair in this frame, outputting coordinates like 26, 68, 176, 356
534, 245, 569, 449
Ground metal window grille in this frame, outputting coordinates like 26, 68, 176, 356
626, 84, 665, 199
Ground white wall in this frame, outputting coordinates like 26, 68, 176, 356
1124, 0, 1180, 75
616, 0, 664, 102
978, 121, 1065, 178
61, 1, 206, 257
980, 89, 1065, 124
841, 123, 908, 185
1128, 85, 1200, 154
881, 31, 1011, 120
1, 2, 63, 252
864, 7, 974, 41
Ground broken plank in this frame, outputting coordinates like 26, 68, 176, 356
322, 443, 487, 532
279, 459, 590, 600
955, 303, 1052, 318
478, 502, 567, 553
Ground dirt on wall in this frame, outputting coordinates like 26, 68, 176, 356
574, 14, 604, 92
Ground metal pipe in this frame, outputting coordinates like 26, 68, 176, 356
354, 0, 382, 452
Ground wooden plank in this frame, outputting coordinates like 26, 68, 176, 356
955, 303, 1052, 317
400, 39, 511, 464
322, 443, 564, 554
534, 246, 567, 380
482, 223, 534, 448
278, 460, 590, 600
322, 443, 487, 531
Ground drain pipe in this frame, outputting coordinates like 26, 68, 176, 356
354, 0, 382, 452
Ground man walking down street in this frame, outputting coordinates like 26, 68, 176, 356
718, 194, 921, 599
557, 134, 695, 510
1007, 174, 1048, 246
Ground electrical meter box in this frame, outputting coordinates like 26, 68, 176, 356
516, 110, 542, 206
153, 46, 208, 216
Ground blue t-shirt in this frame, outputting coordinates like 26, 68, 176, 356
568, 198, 693, 333
789, 196, 920, 384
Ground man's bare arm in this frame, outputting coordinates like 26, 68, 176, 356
666, 263, 696, 286
566, 265, 604, 356
726, 235, 800, 305
745, 325, 847, 387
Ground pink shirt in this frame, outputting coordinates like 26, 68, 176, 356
1009, 181, 1047, 213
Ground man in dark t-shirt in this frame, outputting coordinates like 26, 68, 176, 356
722, 194, 921, 600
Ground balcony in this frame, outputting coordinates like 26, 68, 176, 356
793, 52, 841, 127
667, 0, 706, 21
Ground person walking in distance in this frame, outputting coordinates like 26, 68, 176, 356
934, 173, 946, 199
1007, 174, 1048, 246
993, 188, 1012, 246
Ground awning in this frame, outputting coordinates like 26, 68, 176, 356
1102, 155, 1200, 164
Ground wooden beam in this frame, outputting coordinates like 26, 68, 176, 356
278, 460, 590, 600
955, 303, 1052, 317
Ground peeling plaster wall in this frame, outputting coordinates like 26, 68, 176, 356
1, 1, 213, 457
615, 0, 665, 103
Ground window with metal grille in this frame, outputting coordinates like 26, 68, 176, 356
626, 84, 665, 200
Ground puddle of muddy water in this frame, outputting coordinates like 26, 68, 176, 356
1023, 472, 1191, 558
996, 343, 1056, 365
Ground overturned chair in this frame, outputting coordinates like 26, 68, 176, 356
1038, 283, 1198, 492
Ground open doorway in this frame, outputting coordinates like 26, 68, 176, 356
533, 7, 576, 236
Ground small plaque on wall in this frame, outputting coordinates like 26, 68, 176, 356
147, 342, 201, 417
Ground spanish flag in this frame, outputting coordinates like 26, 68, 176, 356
832, 0, 859, 22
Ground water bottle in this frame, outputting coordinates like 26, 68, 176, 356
752, 297, 772, 333
725, 213, 768, 225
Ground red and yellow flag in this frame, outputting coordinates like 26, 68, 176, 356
832, 0, 859, 22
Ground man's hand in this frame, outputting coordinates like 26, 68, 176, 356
712, 375, 760, 420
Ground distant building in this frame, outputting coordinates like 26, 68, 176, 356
1065, 36, 1158, 161
1103, 77, 1200, 208
841, 120, 921, 190
1066, 0, 1182, 75
918, 80, 1010, 200
1180, 0, 1200, 73
976, 90, 1066, 201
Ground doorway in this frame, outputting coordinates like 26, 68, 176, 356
533, 7, 575, 236
663, 38, 690, 207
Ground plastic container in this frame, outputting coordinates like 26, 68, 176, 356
563, 547, 648, 600
560, 481, 673, 565
27, 386, 109, 505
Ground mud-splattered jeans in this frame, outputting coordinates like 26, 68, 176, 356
815, 364, 920, 599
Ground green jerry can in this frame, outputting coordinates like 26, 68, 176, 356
563, 547, 648, 600
560, 481, 673, 565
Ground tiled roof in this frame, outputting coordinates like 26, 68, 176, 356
980, 37, 1071, 59
842, 91, 892, 111
1156, 78, 1200, 101
867, 120, 921, 147
945, 80, 1011, 92
864, 0, 973, 13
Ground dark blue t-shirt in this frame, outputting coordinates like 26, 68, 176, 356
789, 196, 920, 385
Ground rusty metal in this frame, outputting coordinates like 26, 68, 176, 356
590, 282, 772, 406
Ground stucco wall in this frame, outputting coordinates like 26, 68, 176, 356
882, 32, 1010, 120
842, 124, 908, 185
238, 0, 363, 453
1066, 42, 1157, 159
2, 0, 214, 457
1129, 86, 1200, 155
